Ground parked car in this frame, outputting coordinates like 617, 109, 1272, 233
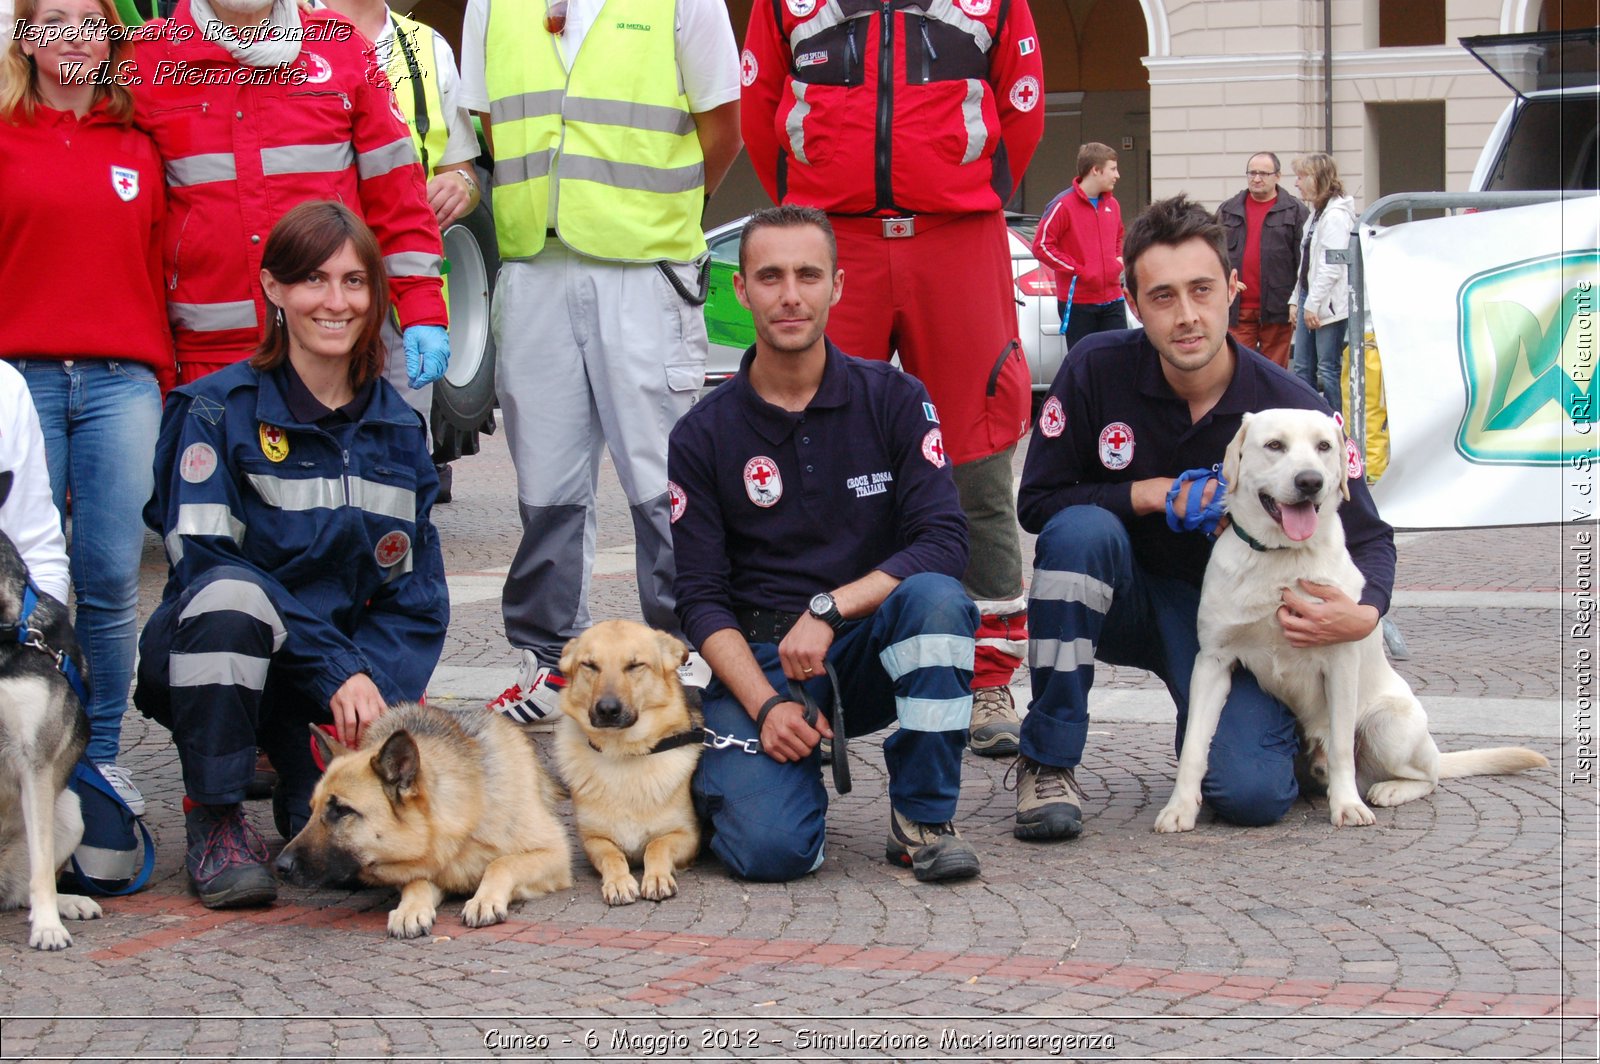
702, 214, 1071, 392
1463, 27, 1599, 193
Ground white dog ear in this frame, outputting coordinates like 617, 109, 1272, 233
657, 630, 689, 672
1334, 415, 1352, 502
1223, 413, 1251, 490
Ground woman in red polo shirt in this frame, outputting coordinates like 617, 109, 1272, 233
0, 0, 170, 819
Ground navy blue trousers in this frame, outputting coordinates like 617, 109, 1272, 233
1023, 506, 1300, 826
693, 574, 978, 882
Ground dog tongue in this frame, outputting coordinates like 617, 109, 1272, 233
1280, 500, 1319, 541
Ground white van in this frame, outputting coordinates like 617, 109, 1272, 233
1463, 27, 1598, 193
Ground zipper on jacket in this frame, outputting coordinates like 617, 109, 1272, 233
846, 22, 859, 82
874, 2, 894, 211
291, 90, 352, 111
987, 338, 1019, 397
918, 17, 936, 84
167, 208, 193, 292
342, 449, 352, 504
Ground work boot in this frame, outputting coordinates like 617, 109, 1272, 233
184, 801, 277, 909
1010, 756, 1086, 841
967, 685, 1021, 757
885, 809, 980, 882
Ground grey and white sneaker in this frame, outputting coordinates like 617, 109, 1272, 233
487, 653, 565, 724
1011, 757, 1086, 841
885, 809, 980, 882
967, 685, 1021, 757
96, 763, 146, 817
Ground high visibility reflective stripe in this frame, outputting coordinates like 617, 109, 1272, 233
565, 96, 695, 136
789, 0, 848, 46
878, 633, 976, 681
170, 650, 272, 690
896, 694, 973, 732
347, 479, 417, 521
166, 153, 237, 187
560, 154, 704, 195
179, 579, 287, 652
959, 78, 987, 164
975, 636, 1027, 660
165, 503, 247, 564
261, 142, 357, 176
384, 251, 443, 278
495, 150, 555, 186
785, 82, 812, 166
356, 137, 420, 180
489, 88, 565, 125
169, 300, 257, 333
247, 474, 344, 511
1030, 637, 1095, 674
1031, 569, 1114, 613
924, 0, 992, 50
246, 473, 416, 520
971, 594, 1028, 616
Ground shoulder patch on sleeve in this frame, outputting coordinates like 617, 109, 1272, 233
188, 396, 226, 426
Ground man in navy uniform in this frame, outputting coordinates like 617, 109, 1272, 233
1013, 195, 1395, 841
669, 206, 981, 883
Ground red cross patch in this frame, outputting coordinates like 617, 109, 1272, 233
1009, 75, 1040, 113
668, 480, 687, 524
1098, 421, 1134, 470
374, 530, 411, 568
179, 442, 217, 484
1039, 396, 1066, 439
740, 48, 758, 87
111, 166, 140, 203
1345, 435, 1365, 481
743, 456, 783, 507
922, 428, 947, 469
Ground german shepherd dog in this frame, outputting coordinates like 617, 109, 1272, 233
555, 620, 702, 906
276, 702, 572, 938
0, 471, 102, 949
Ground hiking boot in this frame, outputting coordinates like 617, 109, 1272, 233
487, 655, 565, 724
967, 686, 1021, 757
184, 801, 277, 909
885, 809, 980, 882
1010, 757, 1087, 841
94, 763, 145, 817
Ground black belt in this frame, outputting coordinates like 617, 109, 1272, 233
734, 607, 801, 645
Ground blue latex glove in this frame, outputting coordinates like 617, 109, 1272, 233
1165, 465, 1229, 537
402, 324, 450, 388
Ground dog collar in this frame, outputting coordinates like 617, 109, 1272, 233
587, 729, 707, 756
1229, 520, 1287, 553
3, 583, 89, 705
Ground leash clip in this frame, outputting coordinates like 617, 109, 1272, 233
702, 727, 761, 755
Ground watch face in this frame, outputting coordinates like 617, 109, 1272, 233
810, 593, 833, 615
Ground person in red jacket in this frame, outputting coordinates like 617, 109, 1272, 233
125, 0, 448, 389
1032, 142, 1126, 350
741, 0, 1045, 757
0, 0, 173, 825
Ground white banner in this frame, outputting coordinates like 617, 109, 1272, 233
1361, 198, 1599, 527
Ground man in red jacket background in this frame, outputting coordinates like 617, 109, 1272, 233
1032, 142, 1125, 350
741, 0, 1045, 756
129, 0, 448, 388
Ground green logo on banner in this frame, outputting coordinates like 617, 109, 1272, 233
1456, 252, 1597, 465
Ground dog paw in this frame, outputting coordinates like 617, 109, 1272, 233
640, 870, 678, 902
1329, 800, 1376, 828
55, 894, 102, 922
601, 875, 640, 906
29, 921, 71, 951
1153, 803, 1198, 834
461, 896, 508, 928
387, 906, 436, 939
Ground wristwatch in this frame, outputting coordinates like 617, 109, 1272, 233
807, 592, 845, 632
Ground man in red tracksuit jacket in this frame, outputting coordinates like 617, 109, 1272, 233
128, 0, 448, 386
741, 0, 1045, 756
1031, 142, 1126, 351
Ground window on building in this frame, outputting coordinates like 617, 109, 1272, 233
1379, 0, 1445, 47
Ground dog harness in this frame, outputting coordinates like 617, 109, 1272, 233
1165, 465, 1230, 537
4, 582, 88, 706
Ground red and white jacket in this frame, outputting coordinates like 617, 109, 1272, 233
129, 3, 445, 375
1032, 178, 1124, 305
741, 0, 1045, 217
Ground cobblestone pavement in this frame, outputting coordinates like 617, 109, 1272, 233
0, 422, 1593, 1062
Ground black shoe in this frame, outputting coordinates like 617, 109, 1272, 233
434, 463, 453, 504
885, 810, 980, 882
1010, 757, 1086, 841
245, 749, 277, 801
184, 802, 277, 909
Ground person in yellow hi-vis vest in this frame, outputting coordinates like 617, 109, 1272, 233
319, 0, 481, 430
460, 0, 742, 723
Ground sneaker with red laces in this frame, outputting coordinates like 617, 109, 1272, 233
184, 800, 277, 909
487, 657, 565, 723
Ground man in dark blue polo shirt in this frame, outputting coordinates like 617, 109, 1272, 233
669, 205, 981, 883
1014, 195, 1396, 841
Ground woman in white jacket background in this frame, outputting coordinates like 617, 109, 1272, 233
1288, 152, 1358, 412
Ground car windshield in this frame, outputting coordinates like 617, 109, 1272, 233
1007, 214, 1041, 243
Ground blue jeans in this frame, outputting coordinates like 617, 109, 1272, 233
693, 574, 977, 881
1023, 506, 1300, 826
11, 360, 161, 763
1291, 300, 1347, 412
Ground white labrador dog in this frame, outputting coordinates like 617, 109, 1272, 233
1154, 408, 1546, 833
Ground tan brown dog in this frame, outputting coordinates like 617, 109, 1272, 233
554, 620, 702, 906
276, 702, 572, 938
